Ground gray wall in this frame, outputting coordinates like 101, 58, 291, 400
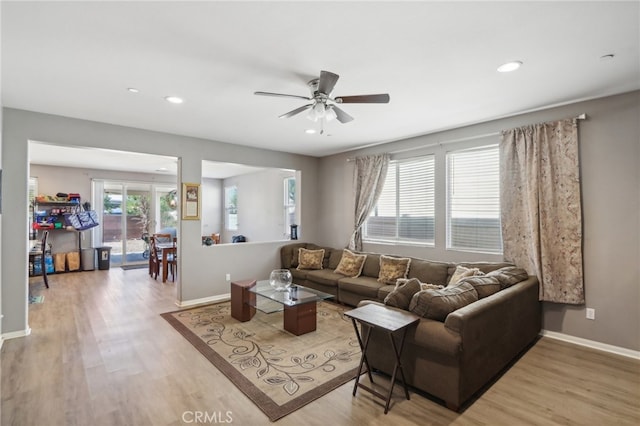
1, 108, 319, 335
317, 91, 640, 352
201, 177, 223, 238
222, 168, 295, 244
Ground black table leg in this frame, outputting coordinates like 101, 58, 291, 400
383, 327, 411, 413
351, 318, 374, 397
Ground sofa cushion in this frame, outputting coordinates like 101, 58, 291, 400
486, 266, 529, 289
377, 255, 411, 285
290, 268, 309, 284
448, 265, 483, 285
297, 248, 324, 270
338, 276, 383, 299
459, 275, 501, 299
328, 248, 344, 270
282, 242, 309, 269
408, 259, 451, 286
361, 253, 381, 277
409, 281, 479, 321
384, 278, 422, 310
305, 269, 342, 287
334, 249, 367, 278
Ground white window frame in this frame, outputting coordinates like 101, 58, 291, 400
224, 185, 238, 231
283, 177, 296, 237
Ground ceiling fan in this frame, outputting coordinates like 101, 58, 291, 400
254, 70, 390, 132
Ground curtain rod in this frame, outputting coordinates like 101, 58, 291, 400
347, 113, 587, 161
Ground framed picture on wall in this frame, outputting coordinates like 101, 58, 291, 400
182, 182, 201, 220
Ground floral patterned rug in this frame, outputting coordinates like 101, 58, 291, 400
161, 301, 360, 421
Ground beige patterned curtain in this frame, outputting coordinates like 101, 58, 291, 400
500, 118, 584, 304
349, 154, 390, 251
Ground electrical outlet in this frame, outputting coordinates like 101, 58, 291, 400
226, 273, 231, 281
586, 308, 595, 320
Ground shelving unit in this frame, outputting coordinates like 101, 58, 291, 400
31, 200, 82, 234
29, 198, 84, 275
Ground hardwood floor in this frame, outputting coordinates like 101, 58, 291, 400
2, 268, 639, 425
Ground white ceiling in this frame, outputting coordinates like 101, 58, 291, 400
3, 1, 639, 174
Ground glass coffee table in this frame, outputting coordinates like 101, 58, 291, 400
245, 280, 334, 335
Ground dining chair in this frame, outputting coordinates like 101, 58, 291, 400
167, 237, 177, 281
149, 235, 161, 279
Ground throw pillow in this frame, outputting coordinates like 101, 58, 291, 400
409, 282, 479, 321
377, 255, 411, 285
296, 248, 325, 270
334, 249, 367, 277
448, 265, 483, 285
396, 278, 443, 291
486, 266, 529, 289
420, 282, 444, 291
384, 278, 422, 310
459, 275, 501, 299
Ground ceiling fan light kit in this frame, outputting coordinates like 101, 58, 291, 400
255, 70, 390, 130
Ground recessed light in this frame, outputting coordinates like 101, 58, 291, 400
127, 87, 140, 93
164, 96, 184, 104
156, 167, 169, 172
497, 61, 523, 73
305, 129, 316, 134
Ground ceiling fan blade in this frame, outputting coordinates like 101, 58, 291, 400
331, 105, 354, 124
278, 104, 313, 119
334, 94, 390, 103
254, 91, 311, 101
317, 70, 340, 95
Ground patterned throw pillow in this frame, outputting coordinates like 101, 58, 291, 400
384, 278, 422, 310
334, 249, 367, 277
448, 265, 483, 285
420, 282, 444, 291
377, 255, 411, 285
296, 248, 325, 270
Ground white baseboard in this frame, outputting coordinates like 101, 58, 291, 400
541, 330, 640, 360
175, 293, 230, 308
1, 327, 32, 341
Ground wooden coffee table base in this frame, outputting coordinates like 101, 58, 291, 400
284, 302, 317, 336
230, 279, 256, 322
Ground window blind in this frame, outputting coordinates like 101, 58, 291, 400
446, 145, 502, 253
365, 156, 435, 244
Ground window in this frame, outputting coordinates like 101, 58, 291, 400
225, 185, 238, 231
446, 145, 502, 253
364, 156, 435, 244
284, 177, 296, 236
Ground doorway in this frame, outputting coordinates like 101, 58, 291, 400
93, 180, 177, 266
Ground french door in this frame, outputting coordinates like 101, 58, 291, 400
92, 180, 177, 266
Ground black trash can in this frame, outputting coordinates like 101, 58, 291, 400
97, 247, 112, 270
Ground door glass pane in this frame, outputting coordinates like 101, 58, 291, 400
125, 183, 152, 263
103, 183, 123, 265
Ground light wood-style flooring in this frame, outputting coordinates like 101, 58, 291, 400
2, 268, 639, 425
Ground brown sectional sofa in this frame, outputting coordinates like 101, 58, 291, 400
280, 242, 542, 411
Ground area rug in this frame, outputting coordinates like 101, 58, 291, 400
161, 301, 360, 422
